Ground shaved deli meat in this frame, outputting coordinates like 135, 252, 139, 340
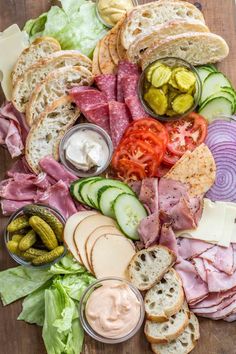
121, 75, 139, 99
192, 258, 207, 283
95, 74, 117, 101
70, 87, 107, 109
1, 199, 33, 216
200, 245, 234, 275
84, 103, 110, 133
7, 157, 31, 177
125, 96, 148, 120
109, 101, 130, 147
193, 293, 236, 315
117, 60, 140, 102
159, 223, 178, 256
204, 260, 236, 293
177, 238, 214, 260
138, 212, 160, 248
192, 287, 236, 309
39, 156, 77, 187
139, 178, 158, 214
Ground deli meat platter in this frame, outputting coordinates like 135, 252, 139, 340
0, 1, 236, 354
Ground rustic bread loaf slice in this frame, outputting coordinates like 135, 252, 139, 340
127, 20, 209, 64
12, 50, 92, 113
144, 268, 184, 321
145, 302, 190, 344
121, 0, 205, 50
26, 65, 93, 126
141, 32, 229, 70
128, 245, 176, 291
12, 36, 61, 86
25, 96, 80, 174
151, 312, 200, 354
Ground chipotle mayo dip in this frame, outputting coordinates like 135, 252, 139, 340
85, 282, 141, 339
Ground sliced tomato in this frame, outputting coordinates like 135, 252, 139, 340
116, 159, 147, 181
162, 148, 180, 166
123, 118, 168, 147
122, 132, 166, 157
112, 139, 161, 178
165, 113, 207, 157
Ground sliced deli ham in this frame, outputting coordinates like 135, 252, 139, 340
1, 199, 33, 216
177, 238, 214, 260
204, 260, 236, 292
139, 178, 158, 214
159, 223, 178, 256
109, 101, 130, 147
192, 258, 207, 283
138, 212, 160, 248
200, 245, 234, 275
95, 74, 117, 101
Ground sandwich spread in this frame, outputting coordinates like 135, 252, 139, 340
96, 0, 134, 27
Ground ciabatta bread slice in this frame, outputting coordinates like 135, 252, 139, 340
144, 268, 184, 321
25, 96, 80, 174
121, 0, 205, 50
141, 32, 229, 70
127, 20, 209, 64
26, 66, 93, 126
128, 245, 176, 291
12, 50, 92, 113
145, 302, 190, 344
12, 36, 61, 86
151, 312, 200, 354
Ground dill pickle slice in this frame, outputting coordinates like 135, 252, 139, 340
146, 62, 163, 82
151, 65, 172, 88
172, 94, 194, 114
166, 109, 177, 117
175, 70, 196, 92
169, 67, 188, 89
144, 87, 168, 115
162, 84, 168, 95
168, 90, 179, 107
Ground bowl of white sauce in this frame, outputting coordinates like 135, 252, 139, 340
59, 124, 113, 177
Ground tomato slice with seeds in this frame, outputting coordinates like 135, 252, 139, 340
116, 159, 147, 181
162, 148, 180, 166
165, 113, 207, 157
123, 118, 168, 147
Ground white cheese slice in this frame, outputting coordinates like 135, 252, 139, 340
219, 204, 236, 246
176, 198, 226, 245
0, 24, 29, 100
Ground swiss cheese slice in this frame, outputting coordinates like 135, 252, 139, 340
0, 24, 29, 100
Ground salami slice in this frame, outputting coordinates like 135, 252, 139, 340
83, 103, 110, 134
117, 61, 140, 102
125, 95, 150, 121
95, 74, 117, 101
109, 101, 131, 147
70, 87, 107, 111
121, 74, 139, 100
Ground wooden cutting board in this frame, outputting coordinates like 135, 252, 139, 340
0, 1, 236, 353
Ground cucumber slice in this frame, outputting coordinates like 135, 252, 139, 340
98, 186, 128, 218
199, 97, 233, 122
88, 179, 135, 209
200, 64, 218, 72
200, 72, 232, 104
79, 177, 102, 208
196, 67, 212, 83
200, 91, 235, 111
221, 87, 236, 113
70, 178, 92, 203
113, 193, 147, 240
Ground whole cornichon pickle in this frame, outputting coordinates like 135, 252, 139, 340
22, 248, 48, 261
18, 230, 37, 251
29, 216, 58, 250
7, 216, 29, 233
32, 246, 65, 265
23, 205, 64, 242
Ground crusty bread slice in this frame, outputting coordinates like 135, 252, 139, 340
141, 32, 229, 70
108, 16, 126, 65
12, 36, 61, 86
145, 302, 190, 344
128, 245, 176, 291
144, 268, 184, 322
121, 0, 205, 50
25, 96, 80, 174
151, 312, 200, 354
127, 20, 209, 64
12, 50, 92, 113
26, 66, 93, 126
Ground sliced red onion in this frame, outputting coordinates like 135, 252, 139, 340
206, 142, 236, 202
205, 119, 236, 149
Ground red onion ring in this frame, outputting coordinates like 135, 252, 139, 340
205, 119, 236, 148
206, 142, 236, 202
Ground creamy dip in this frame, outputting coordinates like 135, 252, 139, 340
64, 129, 109, 172
85, 283, 141, 339
97, 0, 134, 27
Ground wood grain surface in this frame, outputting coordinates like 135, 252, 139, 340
0, 1, 236, 353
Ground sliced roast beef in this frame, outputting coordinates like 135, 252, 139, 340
138, 211, 160, 248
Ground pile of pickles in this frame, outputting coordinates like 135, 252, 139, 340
143, 61, 197, 117
6, 205, 65, 266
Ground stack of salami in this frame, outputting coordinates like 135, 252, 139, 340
70, 61, 150, 148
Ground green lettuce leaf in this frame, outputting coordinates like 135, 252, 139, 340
43, 6, 68, 37
24, 12, 47, 37
49, 254, 86, 275
59, 273, 95, 301
17, 279, 52, 326
60, 0, 87, 16
0, 266, 53, 305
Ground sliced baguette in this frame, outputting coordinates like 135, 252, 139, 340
12, 36, 61, 86
151, 312, 200, 354
12, 50, 92, 113
141, 32, 229, 70
144, 268, 184, 322
127, 20, 209, 64
26, 65, 93, 126
121, 0, 205, 50
128, 245, 176, 291
25, 96, 80, 174
91, 234, 136, 279
145, 302, 190, 344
